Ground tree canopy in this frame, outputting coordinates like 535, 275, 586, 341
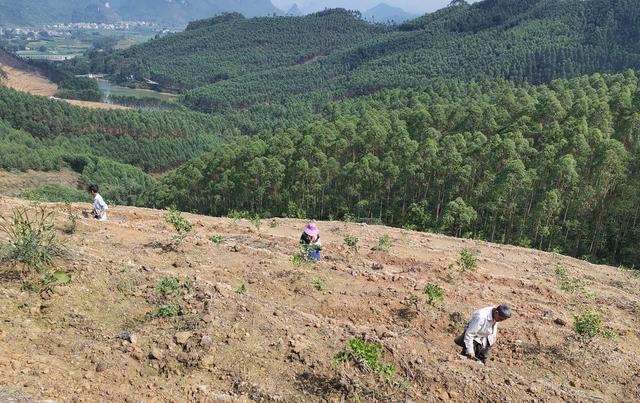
149, 72, 640, 267
71, 1, 640, 113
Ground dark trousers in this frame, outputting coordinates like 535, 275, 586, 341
462, 340, 491, 363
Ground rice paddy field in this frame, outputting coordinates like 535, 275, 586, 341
15, 28, 156, 61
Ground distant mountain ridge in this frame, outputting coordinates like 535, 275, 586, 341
286, 3, 304, 16
0, 0, 119, 26
362, 3, 417, 23
0, 0, 282, 26
89, 9, 386, 90
81, 0, 640, 113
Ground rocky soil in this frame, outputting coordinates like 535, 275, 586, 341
0, 197, 638, 402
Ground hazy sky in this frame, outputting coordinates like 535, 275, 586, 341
271, 0, 478, 14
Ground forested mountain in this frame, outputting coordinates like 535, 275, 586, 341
0, 78, 321, 203
84, 10, 387, 90
0, 84, 229, 205
3, 0, 640, 269
0, 0, 281, 26
3, 68, 639, 265
0, 0, 118, 26
150, 71, 640, 267
110, 0, 282, 23
80, 0, 640, 112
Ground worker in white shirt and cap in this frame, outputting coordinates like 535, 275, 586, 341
87, 184, 108, 221
456, 304, 512, 364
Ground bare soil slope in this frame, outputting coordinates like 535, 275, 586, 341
0, 50, 126, 110
0, 197, 638, 402
0, 169, 81, 197
1, 65, 58, 97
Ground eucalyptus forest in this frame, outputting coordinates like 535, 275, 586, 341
1, 0, 639, 267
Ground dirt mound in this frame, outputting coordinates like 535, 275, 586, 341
0, 197, 638, 402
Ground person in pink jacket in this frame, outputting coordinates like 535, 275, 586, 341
299, 223, 322, 261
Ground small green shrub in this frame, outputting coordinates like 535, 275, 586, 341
342, 212, 356, 222
335, 338, 395, 375
228, 210, 251, 220
292, 243, 319, 266
156, 278, 181, 297
43, 270, 71, 286
554, 266, 590, 296
312, 277, 325, 291
22, 269, 72, 294
550, 246, 564, 254
573, 311, 602, 340
62, 202, 78, 234
291, 249, 307, 265
459, 248, 478, 272
560, 276, 582, 293
236, 283, 247, 294
174, 315, 200, 332
518, 238, 532, 248
424, 283, 444, 305
164, 207, 192, 242
250, 214, 261, 231
554, 266, 568, 277
344, 235, 359, 252
155, 304, 180, 318
0, 206, 66, 273
20, 281, 37, 291
209, 235, 224, 244
376, 234, 392, 252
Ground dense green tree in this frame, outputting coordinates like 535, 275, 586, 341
441, 197, 477, 237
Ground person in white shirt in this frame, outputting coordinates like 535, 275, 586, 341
457, 304, 512, 364
88, 185, 108, 221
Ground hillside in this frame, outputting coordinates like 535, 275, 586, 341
0, 0, 281, 27
80, 0, 640, 112
0, 83, 233, 206
153, 71, 640, 268
0, 197, 638, 401
2, 0, 639, 269
89, 10, 387, 90
0, 51, 126, 110
109, 0, 282, 23
0, 0, 118, 26
3, 66, 640, 267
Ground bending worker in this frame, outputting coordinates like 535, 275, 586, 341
459, 304, 512, 364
